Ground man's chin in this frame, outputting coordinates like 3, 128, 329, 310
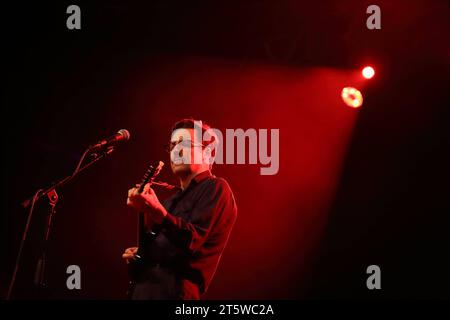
171, 163, 191, 175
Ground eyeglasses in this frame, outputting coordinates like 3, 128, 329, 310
165, 139, 206, 153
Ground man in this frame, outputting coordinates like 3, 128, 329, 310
123, 119, 237, 300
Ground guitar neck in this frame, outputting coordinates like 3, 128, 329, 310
133, 161, 164, 258
136, 179, 157, 255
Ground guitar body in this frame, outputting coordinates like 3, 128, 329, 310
126, 161, 164, 298
127, 213, 147, 281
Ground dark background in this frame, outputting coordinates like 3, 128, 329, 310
2, 0, 449, 299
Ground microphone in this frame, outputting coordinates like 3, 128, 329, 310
89, 129, 131, 150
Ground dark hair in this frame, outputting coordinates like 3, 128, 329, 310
171, 118, 215, 147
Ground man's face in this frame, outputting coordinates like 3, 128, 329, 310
169, 128, 206, 176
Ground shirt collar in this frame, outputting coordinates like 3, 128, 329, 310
191, 170, 212, 185
177, 170, 212, 193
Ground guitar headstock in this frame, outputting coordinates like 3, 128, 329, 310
138, 161, 164, 193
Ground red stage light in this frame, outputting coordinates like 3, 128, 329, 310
362, 66, 375, 79
341, 87, 363, 108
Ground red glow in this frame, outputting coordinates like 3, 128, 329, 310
129, 58, 359, 299
362, 66, 375, 79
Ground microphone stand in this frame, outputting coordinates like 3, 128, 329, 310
6, 145, 115, 300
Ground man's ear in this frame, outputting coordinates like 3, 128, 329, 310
202, 146, 213, 164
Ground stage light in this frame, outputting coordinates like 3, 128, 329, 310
341, 87, 363, 108
362, 66, 375, 79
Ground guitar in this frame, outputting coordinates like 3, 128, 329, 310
126, 161, 164, 298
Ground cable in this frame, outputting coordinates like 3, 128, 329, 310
6, 188, 43, 300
